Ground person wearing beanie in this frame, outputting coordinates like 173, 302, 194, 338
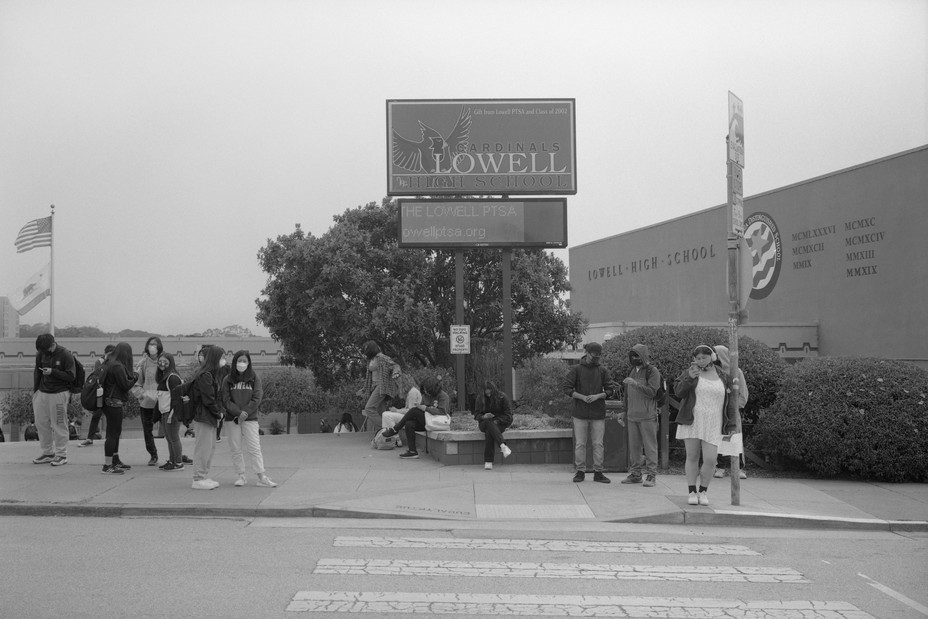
712, 345, 748, 479
673, 344, 738, 506
79, 344, 116, 447
561, 341, 613, 483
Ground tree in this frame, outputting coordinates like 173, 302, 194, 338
256, 198, 585, 389
259, 367, 325, 434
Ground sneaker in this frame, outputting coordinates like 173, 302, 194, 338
687, 492, 698, 505
257, 475, 278, 488
593, 472, 611, 484
484, 462, 493, 470
399, 450, 419, 459
148, 456, 159, 466
500, 444, 512, 459
158, 461, 173, 470
381, 427, 397, 438
643, 475, 656, 487
234, 475, 247, 487
739, 470, 748, 479
698, 491, 709, 506
182, 456, 193, 464
32, 454, 55, 464
78, 439, 94, 447
572, 471, 585, 483
621, 474, 642, 484
192, 479, 217, 490
169, 462, 184, 471
713, 467, 727, 478
114, 459, 131, 470
101, 464, 124, 475
50, 455, 68, 466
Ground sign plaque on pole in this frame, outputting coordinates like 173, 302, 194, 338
450, 325, 470, 355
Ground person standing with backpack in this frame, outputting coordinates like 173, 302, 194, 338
31, 333, 76, 467
155, 352, 186, 471
133, 336, 163, 466
620, 344, 662, 488
100, 342, 138, 474
190, 345, 224, 490
79, 344, 115, 447
222, 350, 276, 487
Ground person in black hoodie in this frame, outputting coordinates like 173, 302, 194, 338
561, 342, 613, 483
473, 380, 513, 470
31, 333, 76, 467
190, 345, 224, 490
100, 342, 138, 474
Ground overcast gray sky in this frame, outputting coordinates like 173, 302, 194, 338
2, 0, 925, 337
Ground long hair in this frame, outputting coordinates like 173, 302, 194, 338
109, 342, 134, 375
193, 345, 224, 383
338, 412, 358, 431
481, 380, 505, 411
156, 352, 178, 383
361, 340, 381, 359
144, 336, 164, 360
229, 350, 256, 383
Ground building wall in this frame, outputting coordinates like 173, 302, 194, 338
568, 145, 928, 364
0, 298, 19, 339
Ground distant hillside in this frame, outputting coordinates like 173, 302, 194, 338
18, 323, 255, 338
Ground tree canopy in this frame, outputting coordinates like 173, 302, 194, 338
256, 198, 585, 389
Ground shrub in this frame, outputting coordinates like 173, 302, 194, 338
4, 390, 141, 429
514, 356, 572, 422
753, 357, 928, 481
600, 325, 786, 423
260, 367, 326, 434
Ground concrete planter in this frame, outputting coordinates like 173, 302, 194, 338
419, 429, 574, 466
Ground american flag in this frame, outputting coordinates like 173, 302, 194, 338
15, 216, 52, 253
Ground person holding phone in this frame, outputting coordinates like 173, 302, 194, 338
673, 344, 738, 506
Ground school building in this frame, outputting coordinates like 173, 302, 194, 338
567, 144, 928, 368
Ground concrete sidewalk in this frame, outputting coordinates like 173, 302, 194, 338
2, 433, 926, 531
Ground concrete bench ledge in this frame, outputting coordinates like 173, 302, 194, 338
417, 428, 574, 466
421, 428, 572, 441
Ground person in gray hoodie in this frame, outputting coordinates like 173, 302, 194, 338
620, 344, 662, 487
713, 345, 748, 479
561, 342, 613, 483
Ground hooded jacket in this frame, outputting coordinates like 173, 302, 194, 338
562, 354, 612, 420
625, 344, 661, 422
713, 345, 748, 410
33, 346, 76, 394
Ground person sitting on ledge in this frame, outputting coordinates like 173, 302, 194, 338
381, 376, 449, 459
474, 380, 513, 470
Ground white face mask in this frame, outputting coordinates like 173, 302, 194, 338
148, 346, 158, 356
219, 358, 227, 367
236, 362, 248, 372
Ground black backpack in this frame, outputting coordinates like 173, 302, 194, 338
170, 378, 196, 424
645, 365, 667, 408
70, 357, 86, 394
80, 364, 106, 411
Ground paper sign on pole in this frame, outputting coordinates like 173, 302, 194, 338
450, 325, 470, 355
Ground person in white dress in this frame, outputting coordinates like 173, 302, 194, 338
673, 345, 738, 506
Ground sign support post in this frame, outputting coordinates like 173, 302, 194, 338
726, 92, 745, 506
455, 249, 466, 412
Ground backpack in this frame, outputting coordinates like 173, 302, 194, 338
70, 357, 86, 394
370, 428, 397, 450
645, 365, 667, 408
170, 378, 197, 425
80, 364, 106, 411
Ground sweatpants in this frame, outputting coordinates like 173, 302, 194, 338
33, 390, 70, 457
192, 420, 217, 481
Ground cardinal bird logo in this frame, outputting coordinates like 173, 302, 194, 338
392, 106, 472, 174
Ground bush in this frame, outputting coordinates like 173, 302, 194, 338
4, 390, 141, 428
260, 367, 326, 434
600, 325, 786, 423
514, 356, 572, 421
753, 357, 928, 481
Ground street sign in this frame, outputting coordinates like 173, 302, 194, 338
450, 325, 470, 355
727, 91, 744, 167
731, 164, 744, 237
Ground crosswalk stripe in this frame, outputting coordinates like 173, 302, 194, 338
334, 536, 759, 555
286, 591, 873, 617
314, 558, 808, 583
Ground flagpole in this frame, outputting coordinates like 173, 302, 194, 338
49, 204, 55, 336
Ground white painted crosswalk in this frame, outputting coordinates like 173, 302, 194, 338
287, 535, 874, 618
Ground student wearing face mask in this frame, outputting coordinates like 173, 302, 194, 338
134, 336, 163, 466
221, 350, 277, 487
673, 344, 738, 506
155, 352, 186, 471
620, 344, 661, 488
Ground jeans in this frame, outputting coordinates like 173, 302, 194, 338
627, 418, 659, 477
227, 419, 266, 477
192, 420, 217, 481
139, 406, 158, 458
478, 418, 508, 463
102, 404, 124, 458
573, 417, 605, 472
32, 391, 70, 457
163, 415, 183, 464
392, 408, 426, 452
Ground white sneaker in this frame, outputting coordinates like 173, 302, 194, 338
484, 462, 493, 470
687, 492, 698, 505
713, 467, 727, 478
698, 491, 709, 506
257, 475, 277, 488
739, 470, 748, 479
234, 475, 246, 487
192, 479, 217, 490
500, 444, 512, 458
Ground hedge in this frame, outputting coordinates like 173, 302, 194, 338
753, 357, 928, 481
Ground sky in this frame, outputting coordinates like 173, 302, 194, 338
1, 0, 925, 338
